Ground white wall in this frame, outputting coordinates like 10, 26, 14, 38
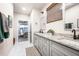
31, 9, 41, 33
42, 4, 79, 34
46, 20, 64, 33
13, 13, 30, 42
31, 9, 41, 42
65, 4, 79, 29
40, 11, 47, 32
0, 3, 13, 56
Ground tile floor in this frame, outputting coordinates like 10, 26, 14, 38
8, 41, 33, 56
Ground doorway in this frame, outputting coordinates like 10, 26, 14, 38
18, 21, 30, 42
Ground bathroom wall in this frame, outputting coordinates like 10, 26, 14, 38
13, 13, 30, 43
31, 9, 41, 33
0, 3, 13, 56
30, 9, 41, 42
41, 3, 64, 33
42, 3, 79, 34
65, 4, 79, 34
46, 20, 64, 33
14, 9, 41, 43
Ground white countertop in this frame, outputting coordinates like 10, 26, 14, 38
35, 33, 79, 51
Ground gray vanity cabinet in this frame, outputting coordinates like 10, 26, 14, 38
33, 35, 38, 49
38, 36, 42, 54
33, 35, 50, 56
33, 35, 43, 55
50, 41, 79, 56
42, 38, 50, 56
33, 35, 37, 48
50, 41, 66, 56
39, 37, 44, 55
34, 34, 79, 56
36, 36, 50, 56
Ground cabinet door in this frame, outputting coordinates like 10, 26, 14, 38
34, 35, 39, 49
50, 41, 79, 56
42, 38, 50, 56
40, 37, 43, 55
33, 35, 37, 47
35, 36, 39, 51
43, 44, 50, 56
38, 36, 42, 52
36, 35, 39, 49
50, 45, 65, 56
40, 37, 44, 55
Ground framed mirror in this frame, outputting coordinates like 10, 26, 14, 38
47, 3, 62, 23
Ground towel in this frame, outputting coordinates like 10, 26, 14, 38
2, 13, 9, 32
0, 12, 5, 39
0, 12, 9, 39
1, 12, 9, 38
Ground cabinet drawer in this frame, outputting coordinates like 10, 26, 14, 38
50, 45, 65, 56
50, 41, 79, 56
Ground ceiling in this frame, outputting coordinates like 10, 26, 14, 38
13, 3, 48, 15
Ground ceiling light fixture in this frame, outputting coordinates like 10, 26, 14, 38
22, 7, 26, 11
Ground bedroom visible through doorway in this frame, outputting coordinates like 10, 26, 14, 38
18, 21, 30, 42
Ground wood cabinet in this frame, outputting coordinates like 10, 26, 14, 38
47, 3, 62, 23
33, 34, 79, 56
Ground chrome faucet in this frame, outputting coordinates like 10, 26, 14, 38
72, 29, 77, 39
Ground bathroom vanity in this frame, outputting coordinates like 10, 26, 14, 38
33, 33, 79, 56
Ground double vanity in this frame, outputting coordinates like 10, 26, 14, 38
33, 33, 79, 56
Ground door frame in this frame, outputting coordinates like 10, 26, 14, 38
16, 20, 31, 43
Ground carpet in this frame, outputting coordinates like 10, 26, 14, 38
26, 47, 41, 56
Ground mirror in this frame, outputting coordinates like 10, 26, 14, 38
65, 3, 79, 30
47, 3, 63, 23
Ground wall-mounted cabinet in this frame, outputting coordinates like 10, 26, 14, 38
47, 3, 62, 23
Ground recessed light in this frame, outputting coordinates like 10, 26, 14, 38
22, 7, 26, 11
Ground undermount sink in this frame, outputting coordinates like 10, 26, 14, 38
53, 35, 66, 39
53, 35, 73, 40
55, 35, 79, 43
44, 33, 68, 40
40, 33, 74, 40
